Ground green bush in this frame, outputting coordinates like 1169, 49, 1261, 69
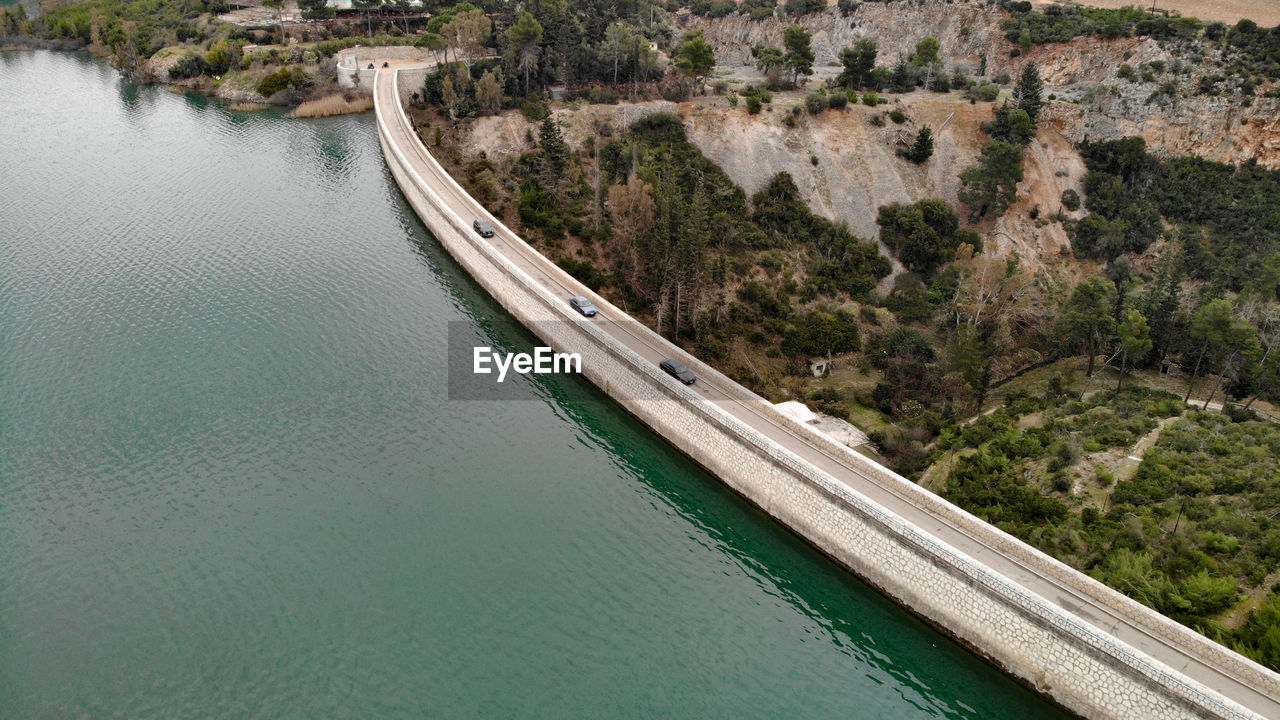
1061, 188, 1081, 211
256, 66, 308, 97
520, 100, 550, 122
169, 52, 209, 80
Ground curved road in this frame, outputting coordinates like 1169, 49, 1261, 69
373, 64, 1280, 719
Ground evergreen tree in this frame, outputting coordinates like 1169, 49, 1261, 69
1116, 309, 1152, 389
477, 69, 502, 115
958, 141, 1025, 220
539, 117, 569, 178
1138, 249, 1184, 368
299, 0, 335, 24
1014, 62, 1044, 123
982, 104, 1035, 146
889, 58, 914, 93
674, 30, 716, 91
910, 37, 941, 67
906, 126, 934, 163
1058, 276, 1117, 377
838, 38, 877, 90
782, 25, 814, 86
506, 10, 543, 95
754, 45, 785, 75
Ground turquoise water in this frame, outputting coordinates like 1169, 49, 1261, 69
0, 50, 1069, 719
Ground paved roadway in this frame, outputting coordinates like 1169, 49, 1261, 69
373, 64, 1280, 719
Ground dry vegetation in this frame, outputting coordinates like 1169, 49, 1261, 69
1034, 0, 1280, 27
228, 101, 270, 112
290, 93, 374, 119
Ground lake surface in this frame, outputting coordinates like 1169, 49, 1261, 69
0, 50, 1069, 719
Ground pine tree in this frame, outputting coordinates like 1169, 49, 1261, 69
299, 0, 335, 23
1058, 276, 1117, 378
889, 58, 914, 93
674, 30, 716, 92
907, 126, 934, 163
782, 25, 814, 86
539, 117, 569, 178
838, 38, 877, 90
1014, 62, 1044, 123
1115, 309, 1152, 389
507, 10, 543, 95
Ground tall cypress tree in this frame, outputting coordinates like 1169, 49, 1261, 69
539, 117, 569, 179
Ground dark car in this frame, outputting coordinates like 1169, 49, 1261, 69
473, 218, 495, 237
568, 296, 598, 317
660, 358, 696, 385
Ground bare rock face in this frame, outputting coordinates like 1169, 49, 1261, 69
1046, 93, 1280, 169
679, 4, 1009, 73
680, 4, 1279, 168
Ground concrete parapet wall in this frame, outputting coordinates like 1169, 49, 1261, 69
336, 47, 427, 90
374, 69, 1270, 720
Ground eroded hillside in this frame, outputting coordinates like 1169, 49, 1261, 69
679, 6, 1280, 168
467, 92, 1086, 276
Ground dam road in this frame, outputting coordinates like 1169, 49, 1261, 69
374, 60, 1280, 720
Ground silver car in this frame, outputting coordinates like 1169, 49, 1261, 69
568, 296, 598, 317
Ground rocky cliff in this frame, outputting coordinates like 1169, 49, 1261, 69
678, 4, 1280, 168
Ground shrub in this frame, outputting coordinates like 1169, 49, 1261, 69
888, 108, 907, 123
586, 85, 619, 104
520, 100, 550, 122
861, 91, 881, 106
805, 92, 826, 114
827, 92, 847, 109
256, 66, 308, 98
746, 95, 763, 114
1061, 188, 1081, 211
169, 52, 210, 80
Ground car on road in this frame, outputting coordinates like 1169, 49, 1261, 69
473, 218, 495, 237
568, 296, 597, 317
659, 358, 696, 385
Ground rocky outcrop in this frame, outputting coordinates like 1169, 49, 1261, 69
1046, 90, 1280, 168
679, 4, 1279, 168
679, 4, 1010, 74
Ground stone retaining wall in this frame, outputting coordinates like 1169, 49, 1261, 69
374, 69, 1271, 720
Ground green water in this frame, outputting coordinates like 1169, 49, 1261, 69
0, 50, 1070, 719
